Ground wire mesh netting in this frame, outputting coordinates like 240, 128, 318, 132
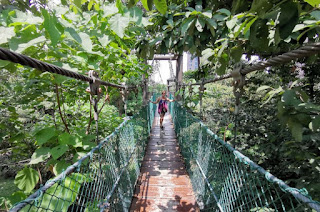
169, 100, 320, 212
11, 102, 157, 212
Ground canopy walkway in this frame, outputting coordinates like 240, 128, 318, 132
10, 96, 320, 212
1, 45, 319, 211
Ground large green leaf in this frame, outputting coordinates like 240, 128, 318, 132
29, 147, 51, 164
310, 115, 320, 131
79, 32, 93, 51
278, 1, 299, 39
53, 160, 71, 176
310, 11, 320, 20
98, 35, 112, 47
8, 191, 27, 206
230, 46, 242, 62
181, 17, 194, 35
50, 144, 69, 160
154, 0, 167, 14
250, 0, 273, 16
35, 127, 56, 145
216, 56, 228, 75
10, 10, 43, 25
14, 36, 46, 53
109, 14, 130, 38
102, 3, 118, 16
14, 167, 39, 193
74, 0, 82, 8
281, 90, 300, 107
141, 0, 150, 10
249, 18, 269, 51
65, 27, 81, 43
42, 9, 62, 46
0, 27, 15, 45
304, 0, 320, 7
195, 17, 205, 32
288, 118, 303, 142
200, 48, 214, 66
129, 7, 143, 25
59, 133, 76, 146
116, 0, 124, 14
37, 173, 85, 211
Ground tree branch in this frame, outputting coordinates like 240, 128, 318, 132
55, 84, 70, 133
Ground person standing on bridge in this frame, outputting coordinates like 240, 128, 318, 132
150, 91, 175, 129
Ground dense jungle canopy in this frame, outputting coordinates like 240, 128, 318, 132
0, 0, 319, 209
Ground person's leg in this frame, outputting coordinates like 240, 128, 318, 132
160, 113, 164, 128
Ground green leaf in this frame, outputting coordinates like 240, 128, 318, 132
50, 144, 69, 160
147, 0, 154, 12
250, 0, 273, 16
65, 27, 81, 43
154, 0, 167, 14
14, 167, 39, 193
249, 18, 269, 51
82, 140, 96, 150
216, 57, 228, 75
202, 11, 212, 18
278, 1, 299, 39
141, 0, 150, 10
109, 14, 130, 38
38, 173, 85, 211
304, 0, 320, 7
98, 35, 112, 47
29, 147, 51, 164
195, 17, 205, 32
0, 60, 10, 68
281, 90, 300, 106
116, 0, 124, 14
14, 36, 46, 53
218, 40, 228, 57
58, 133, 76, 146
8, 191, 27, 205
206, 18, 217, 29
217, 9, 231, 16
42, 9, 62, 46
0, 27, 15, 45
129, 7, 143, 24
74, 0, 82, 8
53, 160, 71, 176
257, 85, 271, 92
200, 48, 214, 66
102, 3, 118, 16
35, 127, 56, 145
310, 115, 320, 131
243, 16, 257, 35
181, 17, 194, 34
78, 32, 92, 51
288, 118, 303, 142
311, 11, 320, 20
230, 46, 242, 62
226, 17, 237, 30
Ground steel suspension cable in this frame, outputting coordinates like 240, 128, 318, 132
191, 42, 320, 86
0, 47, 131, 89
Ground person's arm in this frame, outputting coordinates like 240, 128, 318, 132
166, 97, 175, 102
150, 97, 160, 104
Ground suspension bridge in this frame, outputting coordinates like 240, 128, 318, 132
0, 45, 319, 211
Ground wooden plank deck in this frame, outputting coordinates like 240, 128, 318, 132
130, 113, 199, 212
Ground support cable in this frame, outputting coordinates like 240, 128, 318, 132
190, 42, 320, 86
0, 47, 131, 89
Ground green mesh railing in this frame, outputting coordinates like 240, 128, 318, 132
168, 99, 320, 212
11, 104, 156, 212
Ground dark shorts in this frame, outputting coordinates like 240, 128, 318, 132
160, 111, 166, 116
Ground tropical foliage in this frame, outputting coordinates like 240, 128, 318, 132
0, 0, 320, 209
